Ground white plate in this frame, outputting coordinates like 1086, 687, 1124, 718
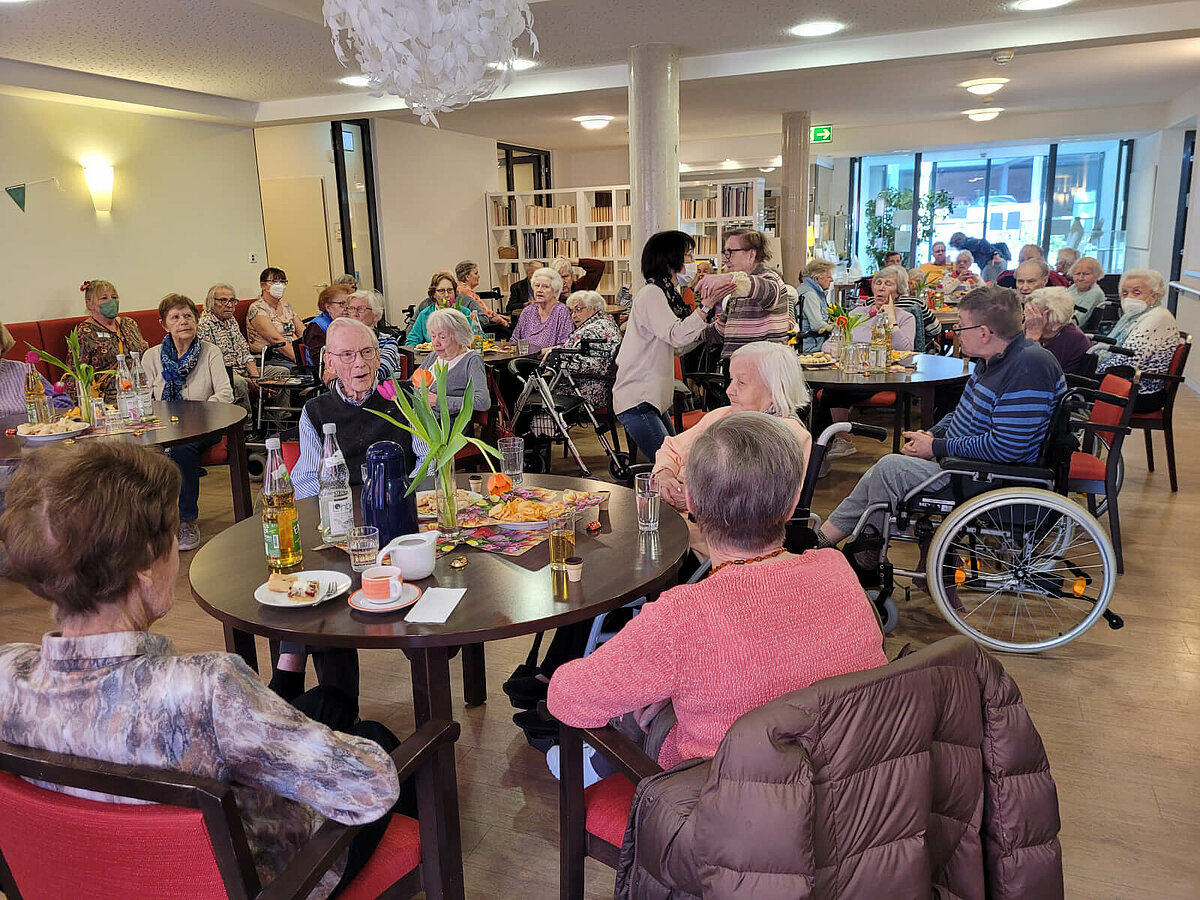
347, 584, 422, 613
416, 489, 481, 521
255, 570, 353, 608
18, 421, 90, 442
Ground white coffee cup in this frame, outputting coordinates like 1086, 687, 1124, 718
361, 565, 404, 603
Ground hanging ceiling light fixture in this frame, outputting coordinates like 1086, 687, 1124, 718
573, 115, 614, 130
960, 77, 1010, 96
323, 0, 538, 126
963, 106, 1004, 122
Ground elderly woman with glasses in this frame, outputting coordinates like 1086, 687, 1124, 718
416, 308, 491, 414
301, 283, 353, 363
197, 283, 289, 413
0, 439, 415, 897
556, 291, 623, 411
511, 267, 575, 351
405, 271, 485, 347
697, 229, 791, 360
547, 412, 885, 779
246, 267, 306, 366
344, 289, 402, 381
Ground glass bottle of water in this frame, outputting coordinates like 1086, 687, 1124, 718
114, 354, 139, 423
129, 353, 153, 418
318, 423, 355, 543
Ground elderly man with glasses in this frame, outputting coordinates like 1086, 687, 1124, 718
196, 283, 289, 412
816, 285, 1065, 558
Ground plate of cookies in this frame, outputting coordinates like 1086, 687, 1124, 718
255, 570, 353, 608
796, 352, 836, 369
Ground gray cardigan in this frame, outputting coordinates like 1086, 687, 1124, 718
418, 350, 491, 414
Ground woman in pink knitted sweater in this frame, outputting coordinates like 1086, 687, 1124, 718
547, 412, 886, 770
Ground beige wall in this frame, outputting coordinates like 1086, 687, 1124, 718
373, 118, 497, 317
0, 93, 265, 323
253, 123, 343, 280
553, 147, 630, 188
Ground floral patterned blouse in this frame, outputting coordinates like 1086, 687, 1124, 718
560, 311, 622, 410
0, 631, 399, 899
75, 316, 149, 403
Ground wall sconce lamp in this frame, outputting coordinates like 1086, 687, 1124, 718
83, 163, 113, 212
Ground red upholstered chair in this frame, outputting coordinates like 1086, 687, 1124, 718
280, 439, 302, 474
126, 309, 167, 347
235, 298, 255, 335
1068, 372, 1138, 574
1128, 332, 1191, 493
557, 720, 662, 899
0, 720, 461, 900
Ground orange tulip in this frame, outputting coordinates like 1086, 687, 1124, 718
487, 473, 513, 495
835, 315, 848, 328
411, 368, 435, 389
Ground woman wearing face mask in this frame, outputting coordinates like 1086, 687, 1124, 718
76, 279, 150, 404
1093, 269, 1180, 412
246, 267, 306, 366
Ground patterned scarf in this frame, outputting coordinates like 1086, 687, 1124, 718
159, 338, 202, 401
648, 276, 691, 320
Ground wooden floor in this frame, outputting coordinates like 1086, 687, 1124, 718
3, 390, 1199, 898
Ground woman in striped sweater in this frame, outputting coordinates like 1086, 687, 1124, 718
698, 229, 792, 361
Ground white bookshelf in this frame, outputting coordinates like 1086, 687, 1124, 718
484, 178, 765, 296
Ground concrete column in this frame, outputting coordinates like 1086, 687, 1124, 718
780, 111, 811, 284
629, 44, 680, 288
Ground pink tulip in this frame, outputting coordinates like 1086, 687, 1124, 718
868, 308, 878, 318
377, 378, 398, 401
24, 351, 39, 364
53, 382, 67, 394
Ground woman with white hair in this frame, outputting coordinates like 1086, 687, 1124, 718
950, 250, 980, 287
1023, 287, 1092, 375
345, 289, 402, 381
416, 308, 491, 414
654, 341, 813, 556
560, 290, 622, 410
1068, 257, 1106, 326
797, 259, 835, 353
511, 267, 574, 351
1094, 269, 1180, 411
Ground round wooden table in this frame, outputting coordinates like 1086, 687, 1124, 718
0, 400, 252, 520
190, 473, 689, 900
804, 352, 975, 436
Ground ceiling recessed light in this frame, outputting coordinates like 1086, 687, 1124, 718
340, 75, 371, 88
963, 107, 1004, 122
1013, 0, 1073, 10
789, 21, 844, 38
960, 77, 1010, 96
759, 167, 777, 173
572, 115, 614, 130
488, 58, 537, 72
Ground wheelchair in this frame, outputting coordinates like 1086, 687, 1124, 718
789, 391, 1123, 654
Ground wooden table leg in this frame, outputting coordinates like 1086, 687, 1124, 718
409, 646, 465, 900
226, 421, 253, 523
461, 642, 487, 707
918, 386, 937, 431
223, 625, 258, 673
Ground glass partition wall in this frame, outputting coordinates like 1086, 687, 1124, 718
852, 140, 1130, 275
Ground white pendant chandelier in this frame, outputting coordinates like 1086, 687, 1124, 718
323, 0, 538, 126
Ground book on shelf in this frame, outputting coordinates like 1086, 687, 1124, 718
694, 234, 719, 256
617, 205, 630, 221
721, 183, 750, 218
524, 204, 577, 226
491, 200, 517, 226
680, 197, 719, 220
499, 271, 520, 291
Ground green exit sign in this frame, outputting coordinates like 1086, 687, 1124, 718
810, 124, 833, 144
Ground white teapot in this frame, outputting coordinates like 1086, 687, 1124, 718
376, 530, 439, 581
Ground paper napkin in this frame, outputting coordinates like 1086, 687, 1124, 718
404, 587, 466, 624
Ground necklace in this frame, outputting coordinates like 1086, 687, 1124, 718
709, 547, 787, 576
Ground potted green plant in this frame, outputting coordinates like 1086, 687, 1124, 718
26, 328, 113, 424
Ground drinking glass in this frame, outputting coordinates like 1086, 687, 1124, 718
348, 526, 380, 572
868, 345, 889, 373
635, 473, 660, 533
499, 436, 524, 485
548, 514, 576, 571
516, 339, 530, 355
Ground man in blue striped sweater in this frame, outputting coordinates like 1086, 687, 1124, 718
819, 285, 1066, 548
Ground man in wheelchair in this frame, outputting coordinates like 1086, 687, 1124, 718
817, 285, 1066, 566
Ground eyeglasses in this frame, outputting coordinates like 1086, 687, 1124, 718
326, 300, 347, 308
264, 279, 288, 285
433, 287, 456, 295
327, 347, 380, 363
950, 323, 986, 335
346, 305, 372, 315
212, 297, 237, 305
722, 246, 751, 257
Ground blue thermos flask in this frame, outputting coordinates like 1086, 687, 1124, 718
361, 441, 419, 547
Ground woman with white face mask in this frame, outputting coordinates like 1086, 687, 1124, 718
1094, 268, 1180, 412
246, 266, 307, 366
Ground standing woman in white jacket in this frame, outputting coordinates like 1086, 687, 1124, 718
141, 292, 233, 551
613, 231, 719, 462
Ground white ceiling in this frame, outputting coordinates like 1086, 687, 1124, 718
0, 0, 1198, 151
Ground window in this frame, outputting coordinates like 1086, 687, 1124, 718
330, 120, 382, 292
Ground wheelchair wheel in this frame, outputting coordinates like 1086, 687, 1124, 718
926, 488, 1115, 653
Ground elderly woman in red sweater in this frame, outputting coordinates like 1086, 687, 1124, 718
547, 411, 886, 776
